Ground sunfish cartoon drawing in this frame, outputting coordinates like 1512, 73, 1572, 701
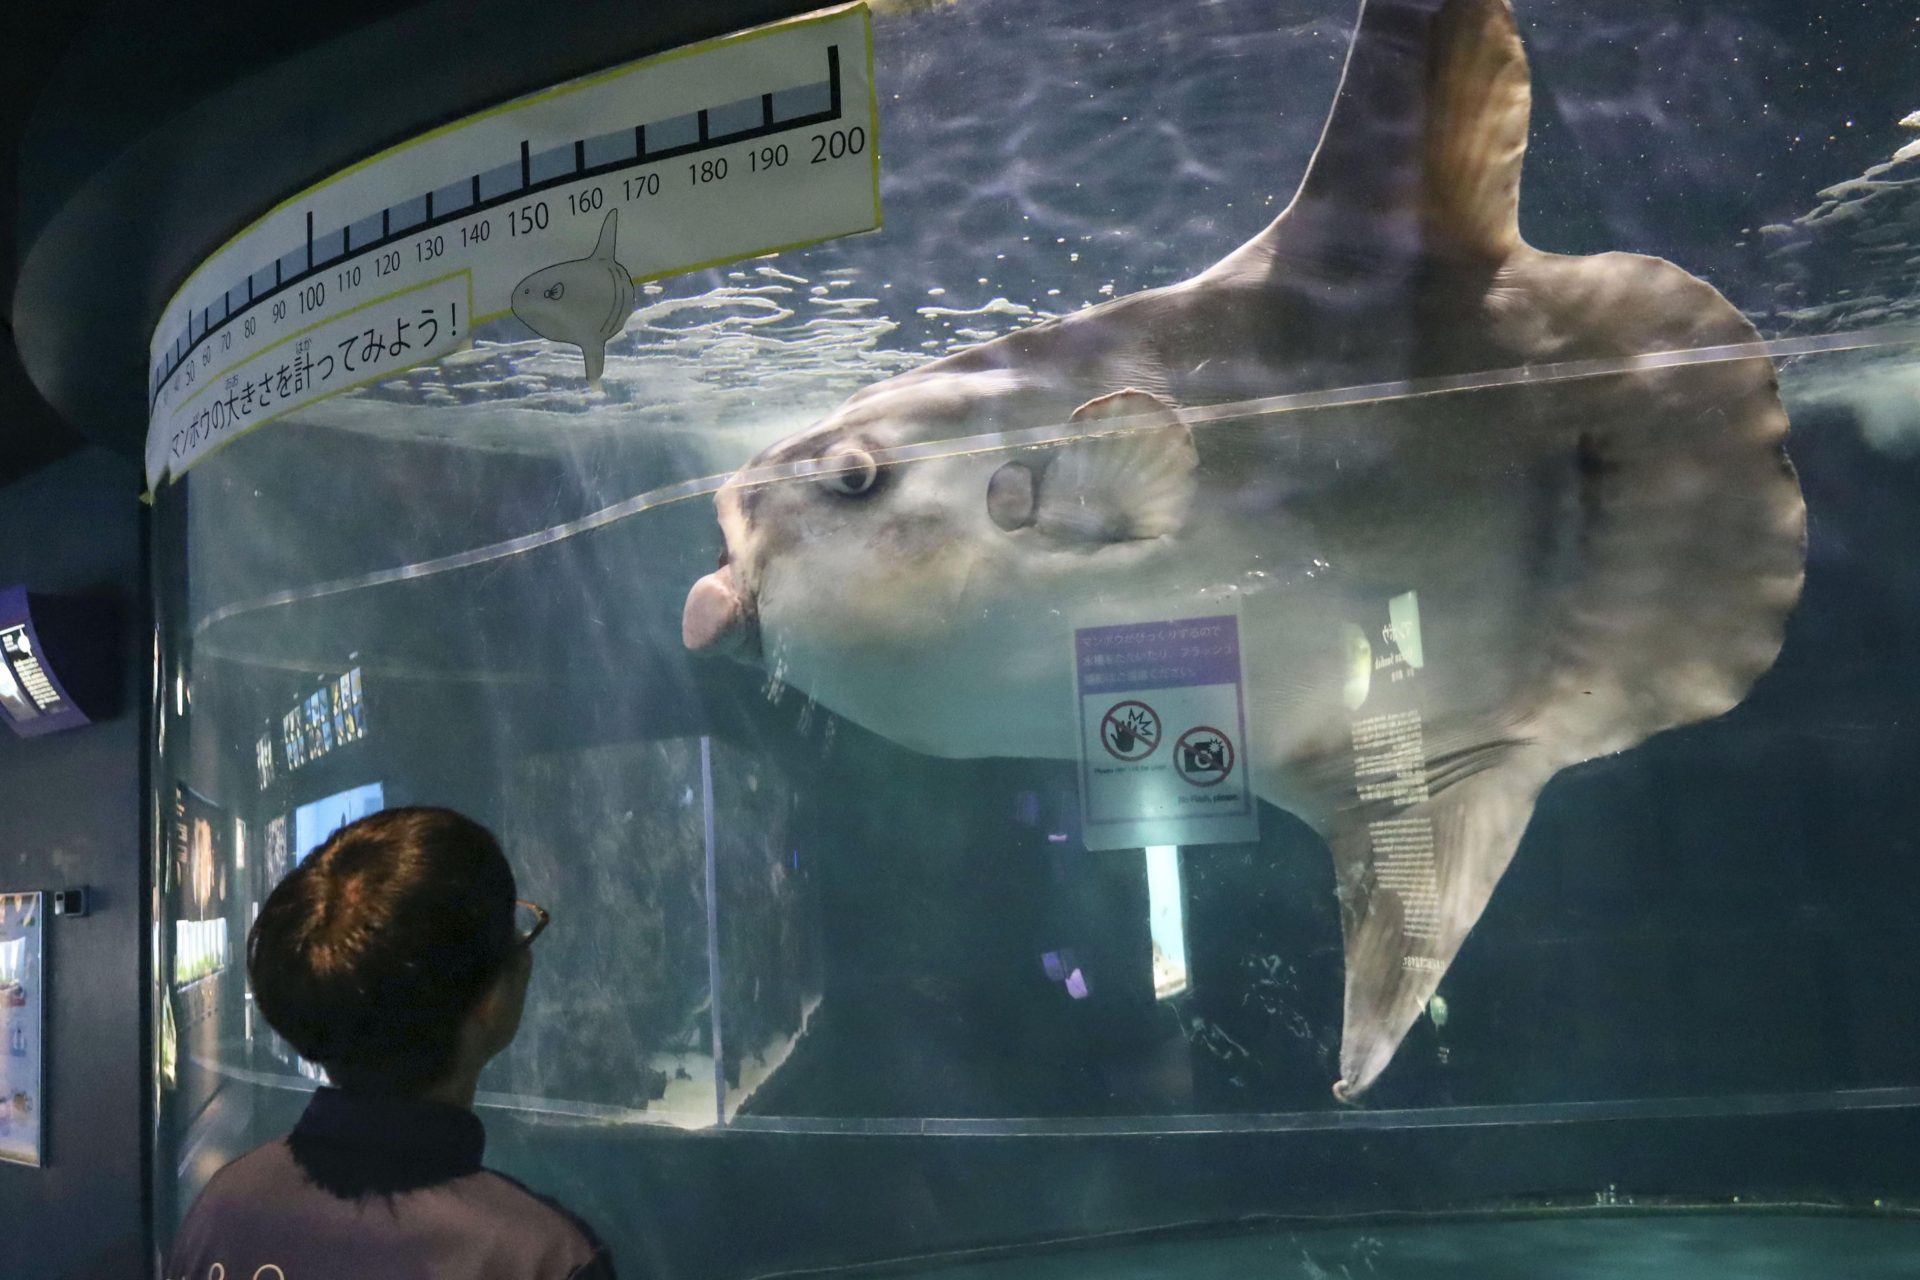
511, 208, 634, 388
683, 0, 1805, 1099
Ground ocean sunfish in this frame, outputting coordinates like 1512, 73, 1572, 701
682, 0, 1805, 1098
511, 208, 634, 388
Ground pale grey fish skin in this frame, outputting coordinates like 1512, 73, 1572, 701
684, 0, 1805, 1100
511, 208, 635, 385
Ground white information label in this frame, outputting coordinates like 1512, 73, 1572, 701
146, 2, 880, 488
158, 273, 473, 479
1075, 615, 1259, 850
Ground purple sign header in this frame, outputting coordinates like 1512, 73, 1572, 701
0, 585, 92, 739
1075, 615, 1241, 695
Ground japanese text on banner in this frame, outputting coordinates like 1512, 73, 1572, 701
149, 272, 471, 483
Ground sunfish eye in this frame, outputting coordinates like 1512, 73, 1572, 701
544, 283, 566, 300
987, 461, 1037, 531
818, 446, 879, 497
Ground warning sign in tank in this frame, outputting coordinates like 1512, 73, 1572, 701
1074, 615, 1258, 850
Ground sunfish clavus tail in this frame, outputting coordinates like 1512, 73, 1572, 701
684, 0, 1805, 1100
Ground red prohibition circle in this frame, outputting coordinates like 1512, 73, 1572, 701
1173, 725, 1235, 787
1100, 700, 1161, 761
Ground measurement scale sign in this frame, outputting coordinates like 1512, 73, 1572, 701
145, 3, 880, 489
1075, 615, 1258, 850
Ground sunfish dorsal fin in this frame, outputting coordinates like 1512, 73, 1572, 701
1417, 0, 1529, 258
1216, 0, 1531, 272
590, 209, 619, 262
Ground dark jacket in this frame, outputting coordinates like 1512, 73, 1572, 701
166, 1087, 615, 1279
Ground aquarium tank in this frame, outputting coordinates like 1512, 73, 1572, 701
148, 0, 1920, 1275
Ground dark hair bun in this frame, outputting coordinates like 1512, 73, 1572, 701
247, 806, 516, 1093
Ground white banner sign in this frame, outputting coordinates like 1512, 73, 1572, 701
156, 273, 473, 479
146, 3, 880, 488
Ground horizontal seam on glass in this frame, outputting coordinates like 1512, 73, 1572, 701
184, 1056, 1920, 1136
189, 323, 1920, 641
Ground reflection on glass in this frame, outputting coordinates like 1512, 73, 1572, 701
292, 782, 386, 864
148, 0, 1920, 1275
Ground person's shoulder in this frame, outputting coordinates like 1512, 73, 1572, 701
167, 1137, 302, 1274
186, 1135, 302, 1211
464, 1167, 616, 1277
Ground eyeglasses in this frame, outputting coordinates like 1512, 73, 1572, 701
513, 899, 550, 948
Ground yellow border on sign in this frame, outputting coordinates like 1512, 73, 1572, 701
866, 4, 883, 232
160, 270, 474, 482
462, 0, 882, 323
151, 1, 886, 489
154, 3, 868, 339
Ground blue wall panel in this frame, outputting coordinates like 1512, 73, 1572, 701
0, 448, 147, 1278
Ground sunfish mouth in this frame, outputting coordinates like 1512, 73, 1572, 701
682, 561, 760, 658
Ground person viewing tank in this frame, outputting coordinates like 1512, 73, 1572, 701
165, 807, 615, 1280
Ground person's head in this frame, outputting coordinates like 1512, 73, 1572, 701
248, 806, 537, 1096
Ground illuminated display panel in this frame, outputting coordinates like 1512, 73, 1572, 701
293, 782, 386, 864
173, 919, 231, 985
273, 667, 365, 781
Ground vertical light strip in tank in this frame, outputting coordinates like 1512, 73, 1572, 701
144, 2, 882, 491
700, 735, 726, 1128
1145, 845, 1190, 1000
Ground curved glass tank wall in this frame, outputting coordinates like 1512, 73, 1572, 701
151, 0, 1920, 1274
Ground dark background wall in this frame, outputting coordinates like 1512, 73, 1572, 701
0, 447, 148, 1278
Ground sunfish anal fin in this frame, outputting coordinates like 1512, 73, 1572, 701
582, 342, 607, 391
1326, 739, 1553, 1100
1030, 390, 1197, 543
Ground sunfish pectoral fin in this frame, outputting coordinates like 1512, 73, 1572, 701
591, 208, 619, 262
582, 342, 606, 390
1324, 739, 1552, 1100
1221, 0, 1530, 272
1024, 389, 1197, 542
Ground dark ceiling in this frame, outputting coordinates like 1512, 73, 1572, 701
1, 0, 416, 488
2, 0, 115, 485
2, 0, 822, 494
